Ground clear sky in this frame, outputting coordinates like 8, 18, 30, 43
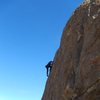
0, 0, 83, 100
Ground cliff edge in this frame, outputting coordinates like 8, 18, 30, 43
42, 2, 100, 100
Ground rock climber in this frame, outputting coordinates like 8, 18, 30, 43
45, 61, 53, 77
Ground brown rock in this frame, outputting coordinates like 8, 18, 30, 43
42, 3, 100, 100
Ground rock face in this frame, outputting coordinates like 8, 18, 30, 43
42, 2, 100, 100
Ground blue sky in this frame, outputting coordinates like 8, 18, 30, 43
0, 0, 83, 100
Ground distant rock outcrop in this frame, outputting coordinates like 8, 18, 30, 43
42, 1, 100, 100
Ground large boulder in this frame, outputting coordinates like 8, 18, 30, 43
42, 2, 100, 100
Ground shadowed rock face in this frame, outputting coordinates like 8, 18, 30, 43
42, 3, 100, 100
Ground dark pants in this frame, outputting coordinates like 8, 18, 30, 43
46, 66, 52, 77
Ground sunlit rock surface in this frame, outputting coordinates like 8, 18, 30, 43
42, 2, 100, 100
